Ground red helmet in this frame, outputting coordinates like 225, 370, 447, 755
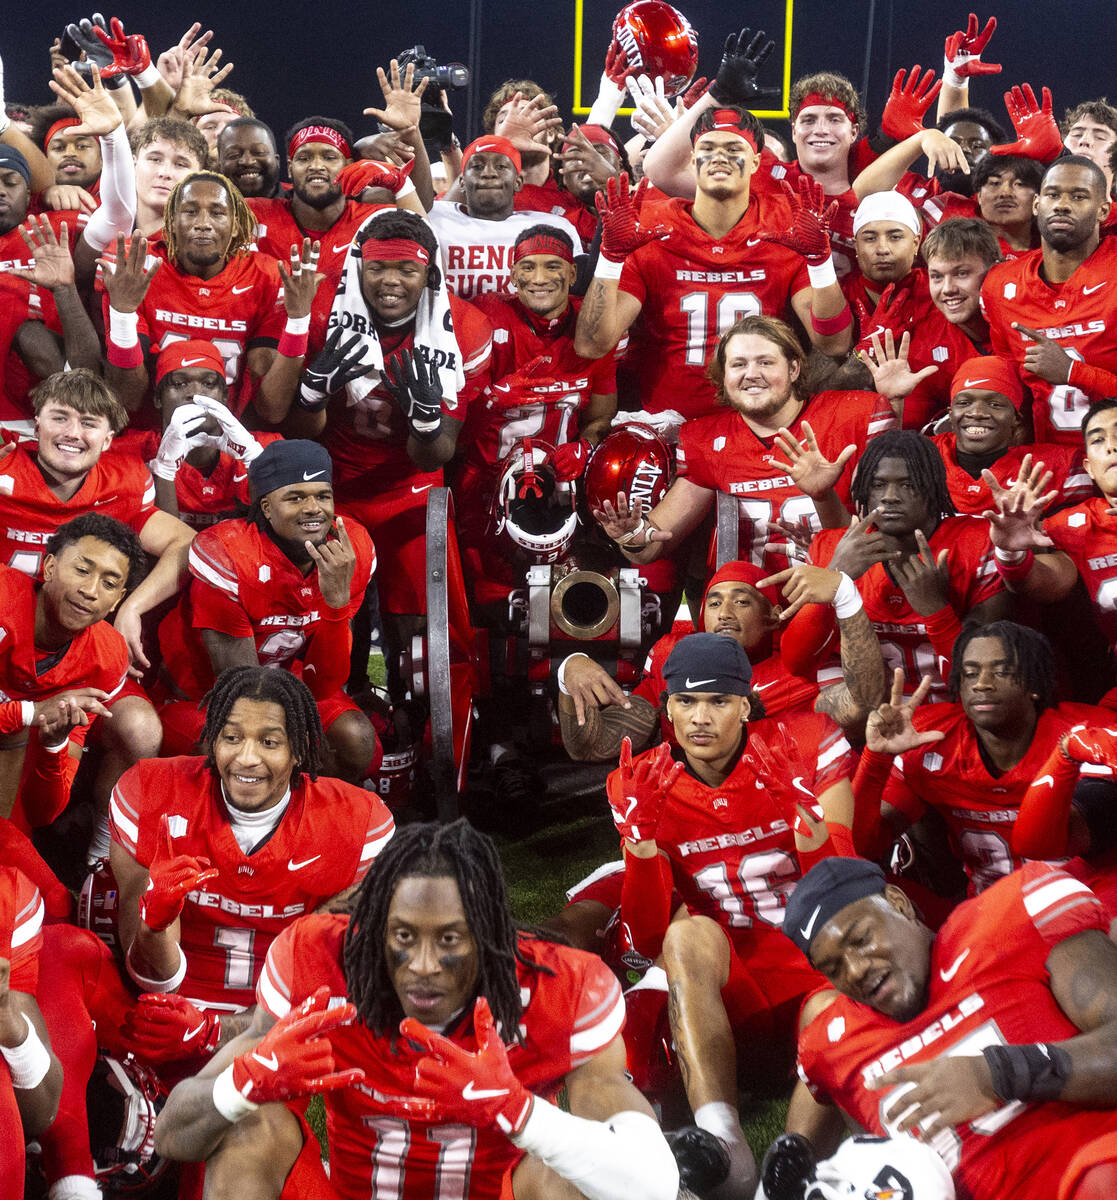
612, 1, 698, 97
88, 1054, 169, 1189
583, 422, 673, 515
493, 438, 580, 564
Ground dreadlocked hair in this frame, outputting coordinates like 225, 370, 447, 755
200, 666, 323, 782
850, 430, 955, 520
344, 818, 551, 1040
947, 620, 1056, 713
163, 171, 256, 264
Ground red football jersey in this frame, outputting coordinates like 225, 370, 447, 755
844, 269, 979, 429
110, 756, 394, 1010
322, 293, 492, 494
883, 701, 1113, 892
932, 432, 1094, 515
677, 390, 895, 572
919, 190, 1037, 262
618, 193, 809, 420
810, 516, 1003, 699
0, 275, 56, 424
515, 179, 597, 244
1045, 498, 1117, 651
797, 864, 1117, 1199
257, 920, 624, 1200
755, 159, 858, 279
982, 238, 1117, 442
158, 515, 375, 699
0, 444, 156, 579
0, 865, 44, 994
462, 293, 616, 473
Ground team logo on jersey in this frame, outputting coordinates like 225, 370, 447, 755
493, 329, 510, 344
922, 752, 943, 772
827, 1015, 845, 1043
931, 346, 948, 362
258, 566, 271, 583
713, 796, 728, 809
713, 437, 726, 452
1003, 283, 1016, 299
167, 815, 188, 838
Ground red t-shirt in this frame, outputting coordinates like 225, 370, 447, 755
110, 755, 394, 1010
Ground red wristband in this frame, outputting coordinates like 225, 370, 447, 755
277, 331, 309, 359
994, 549, 1035, 582
810, 306, 852, 336
107, 338, 144, 368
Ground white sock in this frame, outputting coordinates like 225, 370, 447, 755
49, 1176, 101, 1200
87, 814, 112, 863
694, 1101, 757, 1199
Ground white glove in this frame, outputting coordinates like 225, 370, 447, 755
193, 396, 262, 463
626, 75, 679, 143
611, 408, 687, 442
152, 403, 212, 479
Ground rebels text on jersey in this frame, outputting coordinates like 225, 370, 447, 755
982, 238, 1117, 443
618, 193, 809, 420
110, 756, 394, 1010
158, 516, 375, 699
1045, 498, 1117, 651
677, 390, 895, 572
256, 919, 624, 1200
797, 864, 1117, 1199
0, 443, 156, 580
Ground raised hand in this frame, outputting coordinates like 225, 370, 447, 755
596, 173, 671, 263
48, 62, 123, 137
226, 986, 364, 1105
172, 43, 234, 119
827, 509, 900, 579
33, 688, 112, 744
10, 217, 76, 292
125, 992, 221, 1063
384, 350, 443, 441
193, 397, 261, 463
990, 84, 1062, 163
139, 816, 218, 932
882, 66, 942, 142
603, 41, 632, 88
560, 126, 620, 194
772, 420, 856, 499
278, 238, 324, 321
364, 59, 428, 133
152, 403, 213, 480
610, 737, 683, 843
761, 177, 837, 265
709, 27, 777, 106
591, 489, 672, 549
98, 233, 159, 313
93, 16, 153, 80
1013, 322, 1072, 384
307, 515, 356, 610
893, 529, 950, 615
495, 91, 562, 151
60, 13, 114, 78
865, 669, 946, 755
299, 328, 369, 411
863, 329, 940, 401
337, 157, 414, 199
757, 562, 844, 623
1063, 725, 1117, 768
403, 996, 532, 1134
981, 455, 1058, 551
627, 74, 678, 143
156, 23, 214, 93
943, 13, 1001, 87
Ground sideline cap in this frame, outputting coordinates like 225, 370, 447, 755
663, 632, 753, 696
248, 439, 332, 497
783, 857, 888, 959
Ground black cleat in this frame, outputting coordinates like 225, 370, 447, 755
760, 1132, 818, 1200
665, 1126, 731, 1194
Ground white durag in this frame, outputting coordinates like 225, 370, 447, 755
327, 208, 465, 407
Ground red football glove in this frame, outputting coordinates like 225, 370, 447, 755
943, 14, 1001, 87
760, 177, 837, 266
881, 66, 942, 142
609, 737, 684, 844
679, 76, 710, 110
336, 157, 415, 198
551, 439, 591, 482
94, 17, 152, 78
138, 817, 218, 932
403, 996, 533, 1135
596, 173, 670, 264
990, 84, 1063, 164
855, 282, 913, 353
1062, 725, 1117, 768
125, 993, 222, 1063
603, 41, 632, 88
229, 986, 364, 1104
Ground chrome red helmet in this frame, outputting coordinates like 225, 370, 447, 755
611, 1, 698, 97
584, 422, 673, 515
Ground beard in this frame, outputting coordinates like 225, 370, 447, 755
294, 180, 342, 210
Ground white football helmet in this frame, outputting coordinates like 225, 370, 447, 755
809, 1136, 955, 1200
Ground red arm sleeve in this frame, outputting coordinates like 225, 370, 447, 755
0, 819, 71, 918
1012, 745, 1080, 859
300, 606, 352, 699
1069, 360, 1117, 398
619, 847, 674, 959
852, 749, 896, 858
12, 732, 79, 832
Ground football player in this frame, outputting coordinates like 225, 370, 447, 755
920, 217, 1000, 358
157, 440, 380, 780
785, 856, 1117, 1200
152, 819, 680, 1200
130, 117, 208, 237
605, 633, 856, 1198
1061, 100, 1117, 186
981, 156, 1117, 443
575, 106, 853, 426
808, 430, 1008, 699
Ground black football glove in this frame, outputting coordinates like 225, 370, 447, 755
298, 327, 369, 412
384, 349, 443, 441
61, 14, 125, 87
708, 27, 779, 107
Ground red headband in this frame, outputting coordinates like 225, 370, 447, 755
154, 338, 227, 386
692, 110, 758, 152
461, 135, 522, 174
45, 117, 81, 149
360, 238, 430, 265
563, 123, 621, 157
794, 93, 857, 122
951, 355, 1024, 408
511, 234, 574, 265
287, 125, 352, 160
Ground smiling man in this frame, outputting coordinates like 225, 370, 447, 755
217, 118, 282, 200
783, 855, 1117, 1200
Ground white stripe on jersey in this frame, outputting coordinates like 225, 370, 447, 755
570, 989, 625, 1059
257, 957, 292, 1019
109, 788, 139, 848
11, 895, 44, 948
1023, 876, 1092, 918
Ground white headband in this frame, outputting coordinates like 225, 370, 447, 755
853, 189, 921, 236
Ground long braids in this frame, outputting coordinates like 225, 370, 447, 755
200, 666, 323, 782
163, 170, 256, 264
344, 819, 548, 1041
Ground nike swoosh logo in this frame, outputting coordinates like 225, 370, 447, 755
252, 1051, 280, 1071
332, 243, 349, 253
939, 948, 970, 982
181, 357, 207, 366
411, 483, 433, 494
183, 1021, 206, 1042
961, 378, 987, 388
302, 470, 326, 480
791, 775, 813, 798
1084, 283, 1106, 295
494, 382, 511, 393
685, 677, 717, 688
232, 284, 252, 294
1035, 774, 1054, 789
800, 904, 822, 941
93, 495, 119, 506
746, 237, 762, 247
622, 797, 639, 823
462, 1081, 509, 1100
288, 855, 321, 871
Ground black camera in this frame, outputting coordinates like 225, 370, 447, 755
396, 45, 469, 148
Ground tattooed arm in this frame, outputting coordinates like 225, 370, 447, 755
558, 689, 661, 762
815, 604, 888, 734
573, 279, 642, 359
